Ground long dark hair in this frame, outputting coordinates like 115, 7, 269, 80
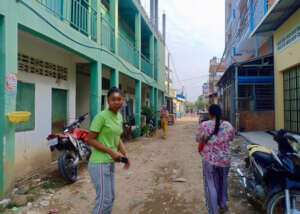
209, 104, 222, 135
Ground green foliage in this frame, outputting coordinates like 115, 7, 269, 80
185, 96, 208, 112
141, 106, 154, 121
141, 124, 150, 135
195, 95, 208, 110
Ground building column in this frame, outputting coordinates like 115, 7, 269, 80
110, 0, 118, 54
161, 91, 165, 105
149, 86, 154, 108
110, 69, 119, 88
0, 14, 18, 197
90, 62, 102, 120
135, 12, 141, 69
149, 34, 154, 77
154, 88, 158, 125
135, 80, 142, 135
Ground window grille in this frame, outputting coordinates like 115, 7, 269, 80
284, 66, 300, 134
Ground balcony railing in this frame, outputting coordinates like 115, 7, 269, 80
118, 32, 139, 68
101, 15, 115, 52
36, 0, 97, 41
141, 54, 153, 77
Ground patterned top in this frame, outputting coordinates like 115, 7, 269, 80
196, 120, 234, 167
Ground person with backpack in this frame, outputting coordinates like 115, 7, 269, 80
196, 104, 234, 214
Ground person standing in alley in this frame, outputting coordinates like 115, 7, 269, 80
160, 105, 169, 139
87, 87, 130, 214
196, 104, 234, 214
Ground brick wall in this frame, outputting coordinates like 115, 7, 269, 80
268, 0, 276, 9
258, 41, 270, 57
239, 111, 275, 131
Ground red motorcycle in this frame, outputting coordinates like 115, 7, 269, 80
46, 113, 91, 183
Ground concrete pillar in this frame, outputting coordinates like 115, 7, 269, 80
149, 86, 154, 108
154, 88, 158, 125
150, 0, 155, 24
154, 0, 159, 30
161, 91, 165, 105
110, 0, 118, 54
135, 80, 142, 135
135, 12, 141, 69
90, 62, 102, 120
0, 14, 18, 196
110, 69, 119, 88
149, 34, 154, 77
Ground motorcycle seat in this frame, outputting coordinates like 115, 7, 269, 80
247, 145, 272, 157
252, 151, 274, 167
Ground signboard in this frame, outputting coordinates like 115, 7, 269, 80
6, 73, 18, 93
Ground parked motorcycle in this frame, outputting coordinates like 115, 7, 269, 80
237, 130, 300, 214
46, 113, 91, 183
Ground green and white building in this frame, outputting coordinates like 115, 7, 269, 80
0, 0, 166, 196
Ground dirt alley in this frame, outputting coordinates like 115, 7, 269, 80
4, 117, 264, 214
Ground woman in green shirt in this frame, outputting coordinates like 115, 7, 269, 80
87, 87, 130, 214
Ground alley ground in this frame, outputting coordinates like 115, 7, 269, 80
3, 117, 264, 214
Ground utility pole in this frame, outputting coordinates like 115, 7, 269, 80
168, 52, 170, 96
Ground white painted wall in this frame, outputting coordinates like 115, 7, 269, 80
15, 31, 86, 178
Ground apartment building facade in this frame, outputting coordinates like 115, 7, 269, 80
251, 0, 300, 134
208, 57, 225, 104
218, 0, 276, 131
0, 0, 166, 196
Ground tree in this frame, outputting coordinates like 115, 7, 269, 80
184, 101, 196, 113
195, 96, 208, 110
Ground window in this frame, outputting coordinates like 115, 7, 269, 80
70, 0, 89, 35
16, 81, 35, 132
284, 66, 300, 134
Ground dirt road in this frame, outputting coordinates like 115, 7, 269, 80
4, 117, 263, 214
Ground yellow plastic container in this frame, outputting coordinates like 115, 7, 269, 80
7, 111, 31, 123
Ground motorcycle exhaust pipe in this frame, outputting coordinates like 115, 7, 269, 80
237, 168, 247, 188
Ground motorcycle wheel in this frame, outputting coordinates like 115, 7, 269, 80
267, 190, 300, 214
58, 152, 78, 183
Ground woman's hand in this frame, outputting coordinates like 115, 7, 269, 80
109, 150, 123, 162
123, 153, 131, 170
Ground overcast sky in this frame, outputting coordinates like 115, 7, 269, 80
141, 0, 225, 102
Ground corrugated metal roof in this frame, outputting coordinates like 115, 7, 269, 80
250, 0, 300, 37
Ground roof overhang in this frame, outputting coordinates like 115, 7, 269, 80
250, 0, 300, 37
217, 54, 274, 87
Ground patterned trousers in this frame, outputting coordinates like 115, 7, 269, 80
202, 160, 230, 214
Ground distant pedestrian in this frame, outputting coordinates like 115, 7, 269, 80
196, 104, 234, 214
87, 87, 130, 214
160, 105, 169, 139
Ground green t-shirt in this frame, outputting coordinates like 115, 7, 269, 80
89, 109, 123, 163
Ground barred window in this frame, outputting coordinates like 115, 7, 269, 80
284, 66, 300, 134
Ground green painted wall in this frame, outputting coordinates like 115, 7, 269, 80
0, 0, 166, 196
0, 15, 5, 197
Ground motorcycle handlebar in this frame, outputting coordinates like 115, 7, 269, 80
64, 113, 89, 131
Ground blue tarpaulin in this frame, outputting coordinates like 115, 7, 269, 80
238, 76, 274, 83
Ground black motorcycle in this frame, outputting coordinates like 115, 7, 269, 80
237, 130, 300, 214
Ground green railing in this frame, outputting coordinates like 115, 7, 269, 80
101, 15, 115, 52
36, 0, 97, 41
141, 55, 153, 77
118, 32, 139, 68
